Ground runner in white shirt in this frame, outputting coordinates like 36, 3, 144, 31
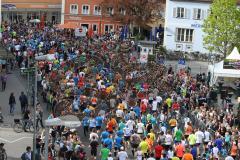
89, 130, 99, 141
195, 128, 204, 144
136, 150, 143, 160
225, 156, 234, 160
117, 147, 128, 160
204, 129, 211, 143
165, 131, 173, 146
152, 100, 158, 112
212, 145, 219, 159
156, 95, 162, 104
136, 120, 145, 134
126, 119, 135, 131
116, 109, 124, 118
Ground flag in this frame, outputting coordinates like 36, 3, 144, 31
120, 26, 125, 40
40, 15, 45, 29
88, 27, 94, 38
124, 25, 128, 39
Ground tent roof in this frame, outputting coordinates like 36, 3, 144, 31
226, 47, 240, 60
45, 115, 81, 128
208, 61, 240, 78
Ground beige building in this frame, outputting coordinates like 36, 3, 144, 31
2, 0, 62, 23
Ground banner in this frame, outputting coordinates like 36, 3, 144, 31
178, 58, 186, 65
140, 52, 148, 64
223, 59, 240, 69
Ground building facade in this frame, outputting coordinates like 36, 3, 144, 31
164, 0, 211, 54
62, 0, 122, 34
2, 0, 61, 24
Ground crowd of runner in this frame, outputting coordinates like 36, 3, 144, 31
0, 21, 240, 160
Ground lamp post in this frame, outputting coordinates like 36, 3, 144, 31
238, 97, 240, 109
33, 55, 49, 160
33, 62, 37, 160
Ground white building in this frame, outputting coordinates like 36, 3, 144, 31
164, 0, 211, 54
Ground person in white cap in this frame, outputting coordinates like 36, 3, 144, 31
117, 147, 128, 160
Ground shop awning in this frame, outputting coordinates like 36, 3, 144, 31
57, 22, 79, 29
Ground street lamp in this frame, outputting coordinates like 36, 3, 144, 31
33, 55, 49, 160
237, 97, 240, 108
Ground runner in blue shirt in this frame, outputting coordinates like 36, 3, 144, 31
133, 106, 141, 118
116, 129, 124, 137
95, 115, 104, 131
101, 129, 110, 143
83, 107, 91, 116
103, 136, 113, 150
82, 115, 89, 136
114, 136, 123, 156
89, 117, 96, 132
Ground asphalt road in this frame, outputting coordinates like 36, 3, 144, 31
0, 60, 208, 159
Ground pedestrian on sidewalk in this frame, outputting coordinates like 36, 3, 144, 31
9, 92, 16, 115
1, 73, 7, 91
36, 103, 44, 129
19, 91, 28, 114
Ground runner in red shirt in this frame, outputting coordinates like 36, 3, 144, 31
140, 101, 147, 114
155, 142, 164, 160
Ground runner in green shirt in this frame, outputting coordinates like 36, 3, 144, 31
100, 146, 110, 160
174, 128, 183, 142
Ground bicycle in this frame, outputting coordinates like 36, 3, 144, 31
13, 119, 38, 133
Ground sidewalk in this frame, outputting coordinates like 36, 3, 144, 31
0, 127, 33, 159
0, 70, 27, 128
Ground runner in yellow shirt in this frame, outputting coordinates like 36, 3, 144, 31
139, 137, 149, 158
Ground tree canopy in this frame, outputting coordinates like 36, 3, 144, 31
202, 0, 240, 57
101, 0, 164, 29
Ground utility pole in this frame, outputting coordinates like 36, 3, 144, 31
27, 54, 30, 107
0, 0, 2, 40
33, 63, 37, 160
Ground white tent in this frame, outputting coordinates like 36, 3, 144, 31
45, 115, 81, 128
226, 47, 240, 60
208, 47, 240, 86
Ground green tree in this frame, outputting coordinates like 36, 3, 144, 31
203, 0, 240, 57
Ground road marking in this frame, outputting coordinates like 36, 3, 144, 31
0, 137, 32, 143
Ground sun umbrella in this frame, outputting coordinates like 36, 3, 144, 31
29, 19, 41, 23
45, 115, 81, 128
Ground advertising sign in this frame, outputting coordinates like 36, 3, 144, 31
223, 59, 240, 69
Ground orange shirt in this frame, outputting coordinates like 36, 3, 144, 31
145, 138, 153, 150
182, 153, 193, 160
169, 119, 177, 127
185, 125, 193, 135
107, 118, 117, 132
175, 144, 185, 158
231, 145, 238, 156
91, 97, 97, 104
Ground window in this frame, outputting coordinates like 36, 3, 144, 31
104, 24, 113, 33
70, 4, 78, 14
176, 28, 194, 43
107, 7, 114, 15
176, 44, 183, 51
173, 7, 189, 19
119, 8, 126, 15
92, 24, 98, 32
94, 6, 101, 15
193, 8, 204, 20
82, 5, 90, 15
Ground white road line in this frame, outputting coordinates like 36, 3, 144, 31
0, 137, 32, 143
0, 138, 11, 143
